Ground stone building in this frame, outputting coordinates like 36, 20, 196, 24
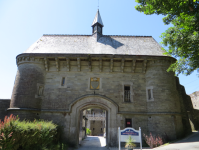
0, 10, 197, 147
86, 109, 106, 136
189, 91, 199, 110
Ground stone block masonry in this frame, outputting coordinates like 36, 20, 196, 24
7, 54, 193, 147
0, 99, 10, 121
189, 91, 199, 110
3, 11, 196, 147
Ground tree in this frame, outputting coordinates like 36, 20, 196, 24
135, 0, 199, 75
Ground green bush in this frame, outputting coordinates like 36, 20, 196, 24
0, 114, 58, 150
86, 128, 91, 135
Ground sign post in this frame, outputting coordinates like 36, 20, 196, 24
118, 127, 142, 150
118, 127, 121, 150
139, 127, 142, 150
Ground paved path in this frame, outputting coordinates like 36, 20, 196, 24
76, 136, 108, 150
154, 131, 199, 150
75, 136, 150, 150
76, 132, 199, 150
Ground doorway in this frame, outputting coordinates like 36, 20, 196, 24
68, 95, 119, 147
78, 107, 108, 148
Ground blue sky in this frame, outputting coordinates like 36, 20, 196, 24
0, 0, 198, 99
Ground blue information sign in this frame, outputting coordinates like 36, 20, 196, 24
121, 129, 139, 136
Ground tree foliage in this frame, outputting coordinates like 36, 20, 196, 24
135, 0, 199, 75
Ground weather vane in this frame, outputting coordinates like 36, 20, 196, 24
98, 0, 99, 9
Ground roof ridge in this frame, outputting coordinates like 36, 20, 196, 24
43, 34, 152, 37
43, 34, 91, 36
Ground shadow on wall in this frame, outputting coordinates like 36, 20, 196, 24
0, 99, 11, 121
175, 77, 199, 138
176, 77, 199, 132
98, 36, 124, 49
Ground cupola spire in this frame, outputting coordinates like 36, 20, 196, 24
92, 9, 104, 35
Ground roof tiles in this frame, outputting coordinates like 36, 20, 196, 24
23, 34, 165, 56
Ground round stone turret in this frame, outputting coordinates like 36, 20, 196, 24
9, 56, 45, 119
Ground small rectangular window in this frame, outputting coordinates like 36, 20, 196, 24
148, 89, 151, 100
124, 86, 130, 102
146, 87, 154, 101
125, 118, 132, 127
61, 77, 65, 86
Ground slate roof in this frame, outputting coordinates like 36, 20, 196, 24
23, 34, 165, 56
92, 9, 104, 27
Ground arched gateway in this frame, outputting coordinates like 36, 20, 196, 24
69, 95, 119, 147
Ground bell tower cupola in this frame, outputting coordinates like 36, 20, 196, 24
92, 9, 104, 35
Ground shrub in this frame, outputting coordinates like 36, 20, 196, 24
86, 128, 91, 135
0, 114, 58, 150
143, 132, 165, 148
125, 136, 136, 149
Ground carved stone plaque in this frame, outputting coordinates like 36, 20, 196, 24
35, 83, 44, 98
90, 77, 100, 90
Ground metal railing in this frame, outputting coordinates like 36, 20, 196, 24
86, 114, 106, 120
124, 90, 130, 102
86, 114, 105, 117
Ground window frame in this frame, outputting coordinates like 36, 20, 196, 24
122, 82, 134, 102
125, 118, 132, 128
146, 86, 154, 101
59, 76, 67, 88
124, 86, 131, 102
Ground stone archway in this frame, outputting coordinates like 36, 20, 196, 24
69, 95, 119, 147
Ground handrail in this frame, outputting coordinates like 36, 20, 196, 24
86, 114, 106, 117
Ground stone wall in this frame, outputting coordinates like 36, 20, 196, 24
90, 120, 104, 136
190, 109, 199, 130
7, 54, 192, 146
88, 109, 105, 136
189, 91, 199, 110
176, 78, 199, 132
41, 58, 183, 141
0, 99, 10, 121
40, 59, 179, 113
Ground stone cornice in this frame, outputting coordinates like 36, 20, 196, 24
16, 56, 44, 66
16, 54, 176, 73
16, 53, 175, 60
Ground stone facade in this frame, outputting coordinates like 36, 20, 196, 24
86, 109, 106, 136
7, 53, 187, 146
189, 91, 199, 110
2, 10, 197, 147
90, 120, 104, 136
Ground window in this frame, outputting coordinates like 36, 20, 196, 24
59, 76, 67, 88
61, 77, 65, 86
124, 86, 130, 102
122, 82, 134, 102
125, 118, 132, 127
148, 89, 151, 99
146, 86, 154, 101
